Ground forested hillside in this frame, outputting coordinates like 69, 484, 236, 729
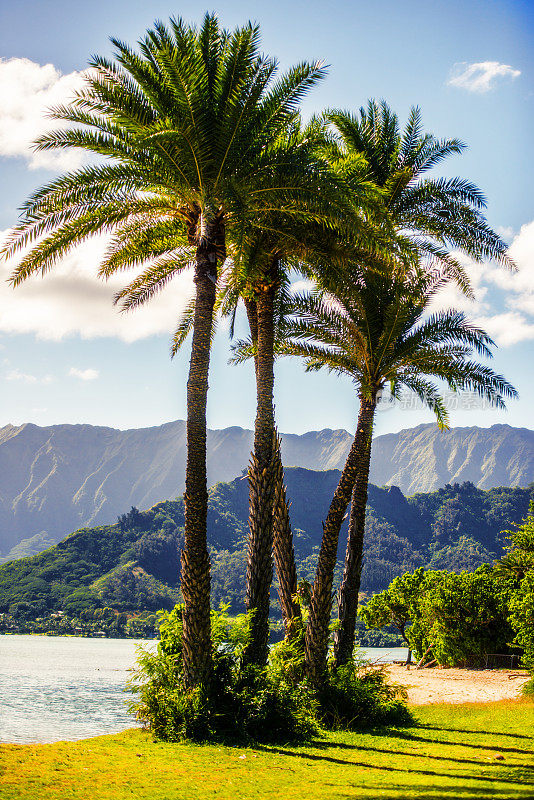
2, 421, 533, 562
1, 468, 532, 634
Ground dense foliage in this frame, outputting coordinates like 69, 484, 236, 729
1, 476, 532, 638
361, 565, 519, 667
500, 502, 534, 673
129, 605, 410, 742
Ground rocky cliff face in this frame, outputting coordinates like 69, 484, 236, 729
1, 420, 533, 560
370, 423, 534, 495
0, 421, 353, 558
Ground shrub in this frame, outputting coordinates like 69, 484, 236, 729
508, 570, 534, 674
317, 661, 412, 730
129, 604, 411, 742
128, 605, 318, 743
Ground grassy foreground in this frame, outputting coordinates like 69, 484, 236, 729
1, 701, 533, 800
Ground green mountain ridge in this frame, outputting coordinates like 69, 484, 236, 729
2, 421, 534, 561
1, 467, 533, 631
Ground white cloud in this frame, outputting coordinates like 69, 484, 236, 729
427, 222, 534, 347
69, 367, 99, 381
474, 312, 534, 347
485, 221, 534, 323
496, 225, 516, 243
290, 279, 315, 295
427, 252, 490, 316
0, 230, 195, 342
0, 58, 87, 170
5, 369, 53, 384
447, 61, 521, 93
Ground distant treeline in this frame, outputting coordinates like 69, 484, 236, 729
0, 471, 532, 640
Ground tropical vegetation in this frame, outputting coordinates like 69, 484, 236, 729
1, 10, 524, 741
361, 504, 534, 674
1, 476, 532, 642
2, 703, 533, 800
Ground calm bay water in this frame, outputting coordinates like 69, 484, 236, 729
0, 635, 407, 744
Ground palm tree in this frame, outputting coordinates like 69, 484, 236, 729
2, 14, 328, 686
292, 99, 514, 683
281, 264, 517, 680
217, 127, 386, 656
115, 118, 365, 663
327, 101, 511, 284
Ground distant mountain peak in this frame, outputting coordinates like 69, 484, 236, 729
0, 419, 533, 561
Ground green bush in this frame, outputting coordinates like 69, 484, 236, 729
318, 661, 412, 730
361, 566, 514, 667
509, 570, 534, 674
129, 605, 317, 743
129, 605, 410, 742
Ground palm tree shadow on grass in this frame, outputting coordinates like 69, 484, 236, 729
342, 788, 534, 800
324, 741, 534, 769
365, 728, 534, 756
418, 724, 533, 741
251, 743, 533, 787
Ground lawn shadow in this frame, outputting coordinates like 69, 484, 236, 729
336, 785, 534, 800
419, 724, 533, 741
327, 740, 534, 771
368, 728, 534, 756
252, 744, 534, 787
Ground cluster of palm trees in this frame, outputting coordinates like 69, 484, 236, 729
3, 14, 516, 690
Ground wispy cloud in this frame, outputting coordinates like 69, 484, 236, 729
69, 367, 99, 381
474, 312, 534, 347
429, 220, 534, 347
0, 57, 87, 170
0, 230, 195, 342
447, 61, 520, 93
5, 369, 53, 384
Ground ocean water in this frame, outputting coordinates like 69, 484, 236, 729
0, 635, 408, 744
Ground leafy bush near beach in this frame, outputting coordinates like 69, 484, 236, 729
317, 661, 411, 730
360, 565, 515, 666
509, 570, 534, 674
128, 605, 410, 743
500, 502, 534, 674
129, 605, 318, 742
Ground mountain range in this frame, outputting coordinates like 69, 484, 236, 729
1, 420, 533, 561
1, 469, 532, 632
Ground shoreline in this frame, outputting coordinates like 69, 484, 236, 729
384, 664, 530, 705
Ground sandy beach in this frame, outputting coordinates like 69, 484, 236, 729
384, 664, 530, 705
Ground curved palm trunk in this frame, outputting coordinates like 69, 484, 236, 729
333, 405, 375, 667
304, 393, 376, 684
181, 234, 218, 689
272, 440, 302, 639
244, 297, 301, 644
243, 283, 276, 666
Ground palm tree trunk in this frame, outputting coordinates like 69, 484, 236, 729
181, 232, 218, 689
243, 298, 258, 375
304, 393, 376, 684
333, 405, 375, 667
244, 297, 301, 644
243, 282, 277, 666
272, 438, 302, 639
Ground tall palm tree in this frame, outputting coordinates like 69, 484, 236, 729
2, 14, 328, 686
217, 134, 386, 657
115, 119, 365, 663
293, 99, 513, 682
327, 101, 511, 284
281, 265, 517, 680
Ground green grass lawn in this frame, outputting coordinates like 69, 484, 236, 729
1, 701, 533, 800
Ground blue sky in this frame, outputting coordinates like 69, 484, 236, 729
0, 0, 532, 436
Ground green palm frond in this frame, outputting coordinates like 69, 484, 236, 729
113, 250, 193, 310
